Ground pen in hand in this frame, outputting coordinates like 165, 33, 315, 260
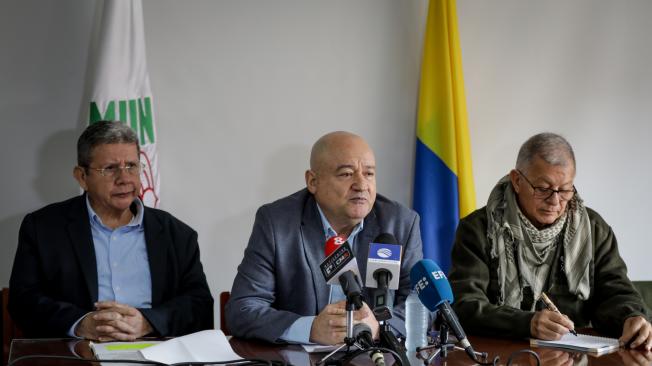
540, 292, 578, 336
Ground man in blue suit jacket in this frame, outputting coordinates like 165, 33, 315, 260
226, 131, 423, 345
9, 121, 213, 340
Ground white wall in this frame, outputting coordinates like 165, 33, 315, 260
1, 0, 650, 326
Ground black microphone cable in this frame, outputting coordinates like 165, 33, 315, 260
327, 346, 404, 366
378, 325, 409, 366
7, 354, 293, 366
425, 347, 540, 366
353, 326, 386, 366
465, 347, 541, 366
505, 349, 541, 366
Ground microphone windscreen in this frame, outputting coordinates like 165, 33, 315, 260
409, 259, 454, 311
373, 233, 398, 244
324, 235, 346, 257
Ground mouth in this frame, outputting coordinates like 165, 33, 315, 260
112, 190, 135, 199
349, 197, 368, 204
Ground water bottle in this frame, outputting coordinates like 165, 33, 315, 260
405, 290, 429, 355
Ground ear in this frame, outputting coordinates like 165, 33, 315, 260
509, 169, 521, 193
73, 166, 89, 191
305, 169, 318, 194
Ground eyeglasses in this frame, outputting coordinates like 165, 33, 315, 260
84, 162, 144, 178
517, 170, 576, 201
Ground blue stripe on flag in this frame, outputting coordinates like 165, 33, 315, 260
413, 138, 460, 273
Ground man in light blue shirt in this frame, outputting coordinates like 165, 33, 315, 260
227, 131, 423, 345
10, 121, 213, 340
279, 205, 366, 343
65, 196, 153, 338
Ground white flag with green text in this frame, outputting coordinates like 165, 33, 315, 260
84, 0, 160, 207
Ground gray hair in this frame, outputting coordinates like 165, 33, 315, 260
516, 133, 575, 173
77, 121, 139, 167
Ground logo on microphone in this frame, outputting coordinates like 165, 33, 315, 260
376, 248, 392, 258
320, 242, 356, 283
432, 270, 447, 280
414, 277, 428, 294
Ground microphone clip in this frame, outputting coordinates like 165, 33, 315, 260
372, 305, 392, 321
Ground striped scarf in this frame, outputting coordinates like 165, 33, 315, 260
486, 176, 592, 309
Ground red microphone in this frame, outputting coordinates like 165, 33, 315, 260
325, 235, 347, 256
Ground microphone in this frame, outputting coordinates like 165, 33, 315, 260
364, 234, 409, 366
410, 259, 477, 361
353, 323, 385, 366
325, 235, 346, 256
319, 236, 363, 309
365, 233, 402, 320
338, 270, 363, 309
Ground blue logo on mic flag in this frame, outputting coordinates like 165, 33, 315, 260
376, 248, 393, 258
368, 243, 401, 261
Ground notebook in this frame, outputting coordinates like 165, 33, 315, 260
530, 333, 620, 356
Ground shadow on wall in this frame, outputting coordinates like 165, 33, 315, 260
1, 129, 80, 286
33, 128, 82, 204
206, 143, 310, 327
260, 144, 310, 200
0, 213, 25, 286
203, 208, 256, 329
209, 143, 310, 294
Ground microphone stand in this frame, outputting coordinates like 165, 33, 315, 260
378, 320, 409, 366
319, 297, 362, 365
416, 312, 487, 365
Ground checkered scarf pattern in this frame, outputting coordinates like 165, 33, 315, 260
485, 176, 592, 308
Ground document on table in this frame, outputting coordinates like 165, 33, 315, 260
301, 344, 342, 353
140, 329, 241, 364
90, 341, 161, 366
91, 330, 241, 365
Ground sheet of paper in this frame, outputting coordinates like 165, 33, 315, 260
90, 341, 160, 366
140, 329, 241, 364
301, 343, 342, 353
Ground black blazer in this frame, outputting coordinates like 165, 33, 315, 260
9, 194, 214, 337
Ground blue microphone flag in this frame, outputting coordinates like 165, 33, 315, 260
409, 259, 454, 311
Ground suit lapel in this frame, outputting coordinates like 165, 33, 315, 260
300, 195, 330, 313
67, 194, 99, 303
143, 208, 166, 306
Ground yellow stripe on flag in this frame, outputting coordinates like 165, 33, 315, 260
416, 0, 475, 217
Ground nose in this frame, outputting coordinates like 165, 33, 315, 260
352, 171, 368, 191
113, 168, 128, 183
545, 191, 561, 205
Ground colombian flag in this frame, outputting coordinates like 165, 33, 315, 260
413, 0, 475, 273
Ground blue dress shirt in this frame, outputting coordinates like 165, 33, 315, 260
67, 197, 152, 336
279, 204, 364, 344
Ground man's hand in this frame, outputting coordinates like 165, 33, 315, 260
75, 311, 109, 341
358, 302, 380, 340
617, 348, 652, 366
310, 300, 379, 345
75, 301, 153, 341
619, 316, 652, 351
536, 348, 575, 366
530, 309, 574, 340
